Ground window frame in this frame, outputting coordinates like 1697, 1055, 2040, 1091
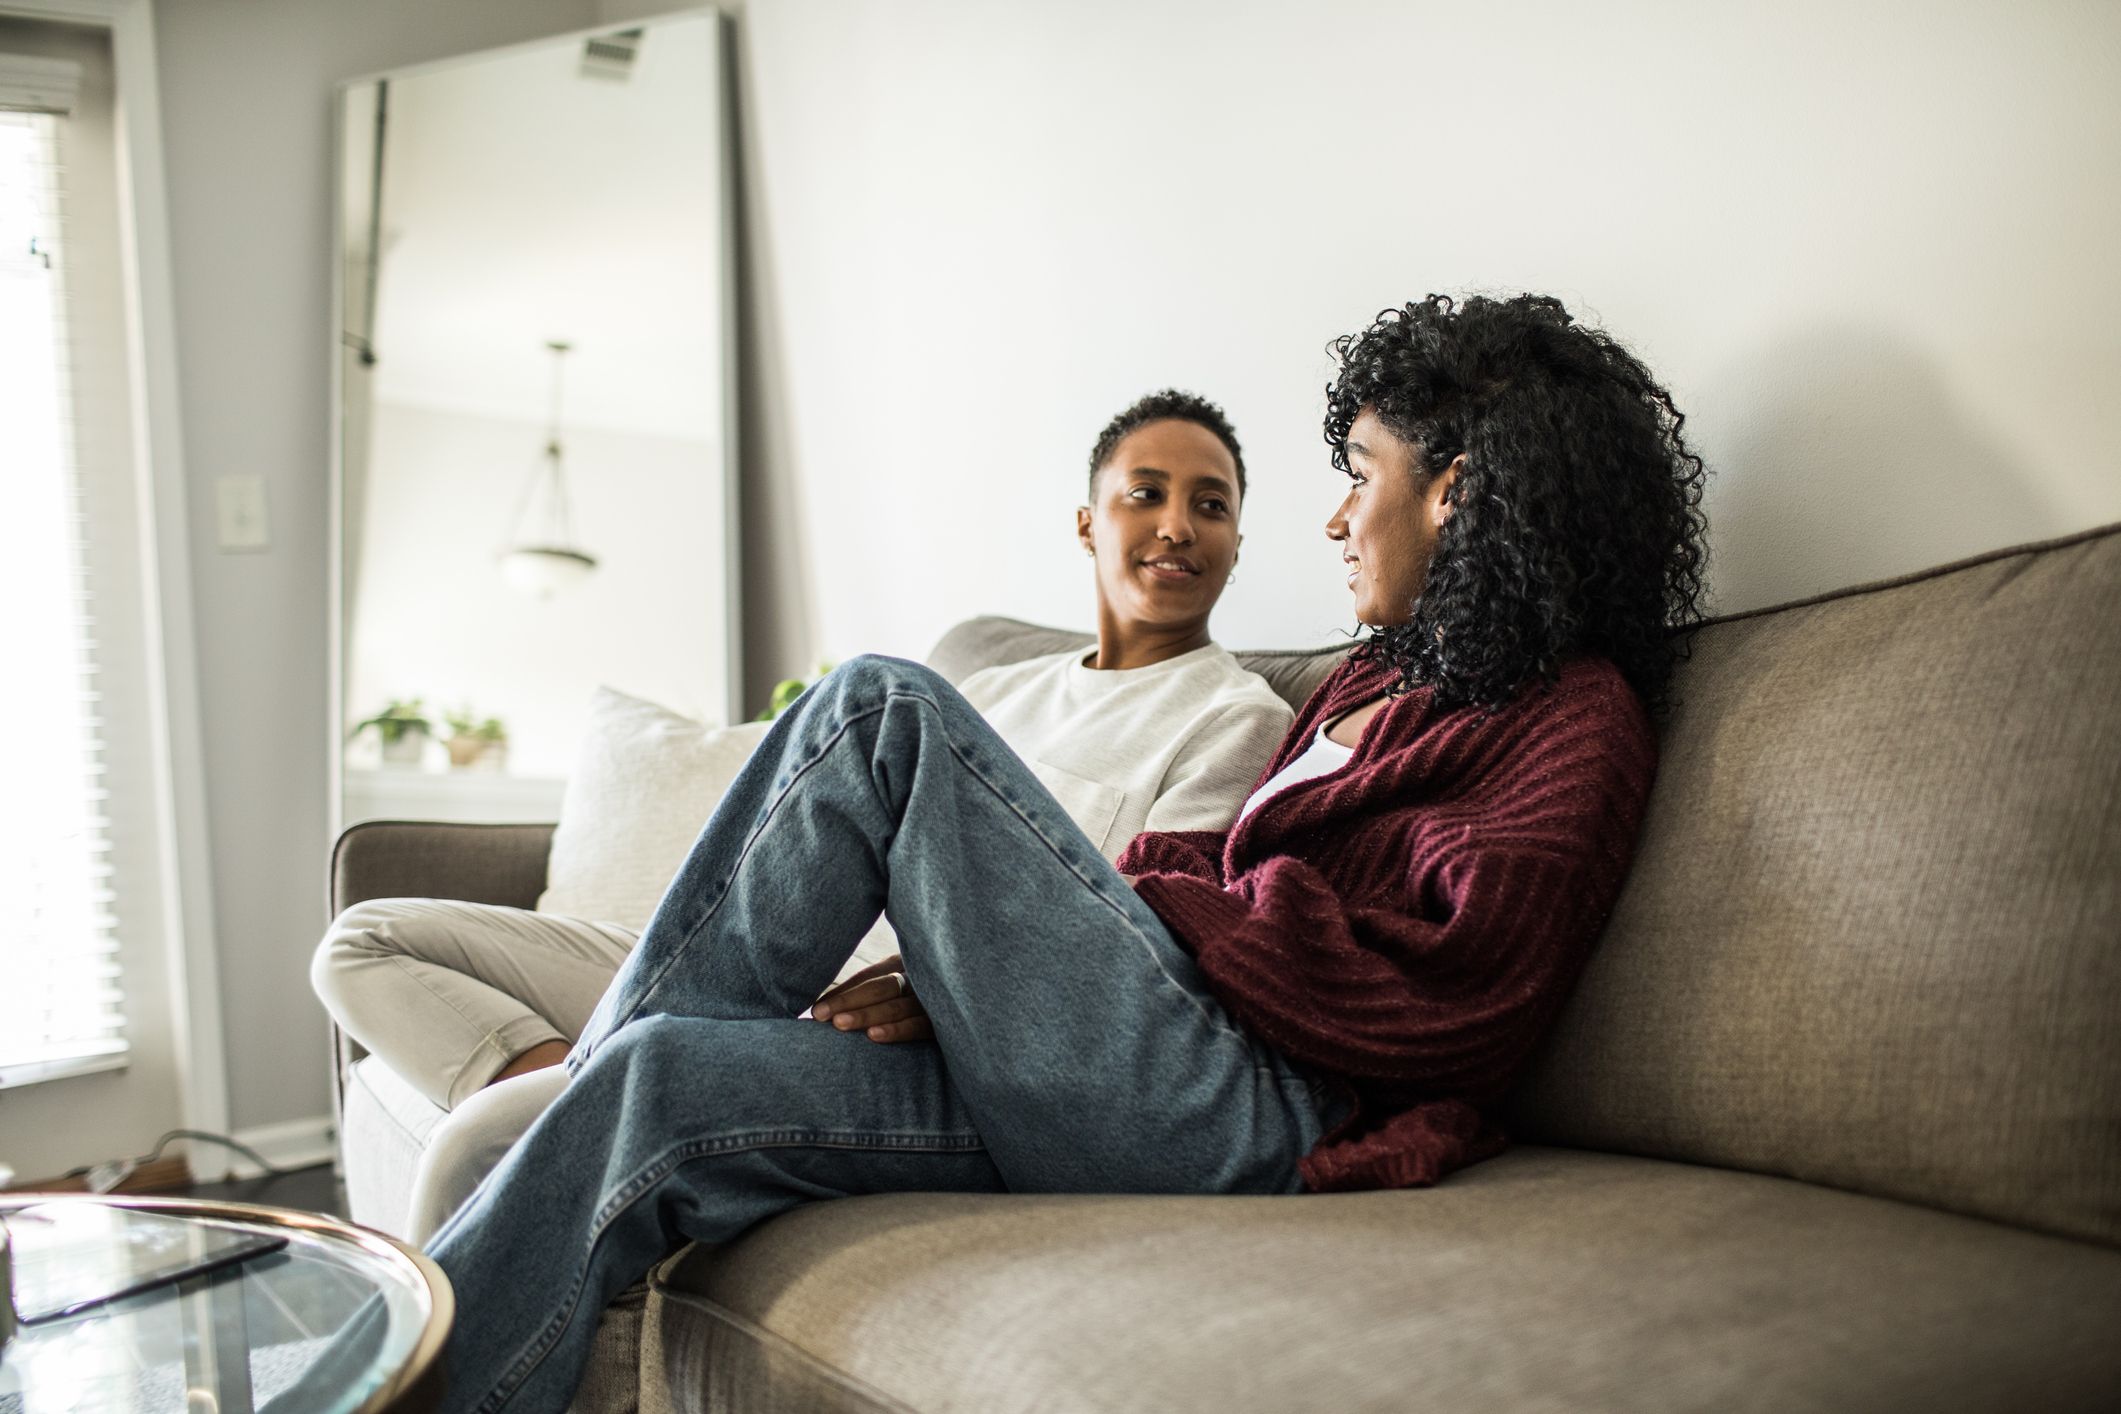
0, 0, 228, 1138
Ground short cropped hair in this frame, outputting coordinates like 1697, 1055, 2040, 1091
1086, 389, 1246, 498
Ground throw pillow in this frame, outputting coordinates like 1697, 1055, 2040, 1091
536, 688, 771, 930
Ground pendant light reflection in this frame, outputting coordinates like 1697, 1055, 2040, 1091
501, 339, 598, 597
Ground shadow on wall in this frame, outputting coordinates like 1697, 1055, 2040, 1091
1700, 327, 2058, 614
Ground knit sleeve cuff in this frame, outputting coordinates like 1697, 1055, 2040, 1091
1116, 829, 1225, 882
1131, 872, 1253, 953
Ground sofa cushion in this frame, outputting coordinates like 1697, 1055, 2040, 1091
925, 619, 1349, 714
1506, 524, 2121, 1247
340, 1053, 445, 1238
536, 687, 771, 931
641, 1146, 2121, 1414
924, 618, 1091, 686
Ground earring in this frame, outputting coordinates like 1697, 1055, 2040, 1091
1085, 547, 1095, 557
1226, 569, 1238, 585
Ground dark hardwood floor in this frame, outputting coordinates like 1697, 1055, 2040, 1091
177, 1161, 351, 1220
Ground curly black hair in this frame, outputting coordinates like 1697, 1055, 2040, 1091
1325, 294, 1710, 717
1087, 389, 1246, 498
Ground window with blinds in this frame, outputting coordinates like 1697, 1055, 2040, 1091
0, 56, 130, 1088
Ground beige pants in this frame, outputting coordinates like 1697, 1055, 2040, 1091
313, 896, 895, 1243
313, 898, 641, 1243
312, 898, 638, 1113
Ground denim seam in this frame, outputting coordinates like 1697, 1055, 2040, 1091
579, 701, 893, 1062
483, 1285, 588, 1414
590, 1127, 989, 1232
911, 688, 1228, 1032
477, 1126, 989, 1412
583, 677, 1222, 1057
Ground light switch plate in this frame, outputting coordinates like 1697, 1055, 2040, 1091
215, 475, 270, 551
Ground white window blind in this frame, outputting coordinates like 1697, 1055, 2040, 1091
0, 52, 79, 114
0, 82, 130, 1089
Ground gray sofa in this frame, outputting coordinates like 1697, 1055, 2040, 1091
329, 523, 2121, 1412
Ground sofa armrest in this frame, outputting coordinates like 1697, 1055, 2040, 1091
326, 820, 558, 1152
330, 819, 556, 916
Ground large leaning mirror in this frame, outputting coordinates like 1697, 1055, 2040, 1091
332, 11, 739, 831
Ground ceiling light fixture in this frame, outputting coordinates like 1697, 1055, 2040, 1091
500, 339, 597, 597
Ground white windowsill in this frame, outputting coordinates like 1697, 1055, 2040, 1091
342, 768, 567, 826
0, 1046, 128, 1090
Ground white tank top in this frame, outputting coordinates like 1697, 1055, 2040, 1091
1235, 722, 1355, 822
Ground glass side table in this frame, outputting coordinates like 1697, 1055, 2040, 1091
0, 1194, 452, 1414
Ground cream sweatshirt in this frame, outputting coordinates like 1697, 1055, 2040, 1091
958, 643, 1294, 859
839, 643, 1292, 974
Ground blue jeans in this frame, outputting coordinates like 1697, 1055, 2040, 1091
424, 656, 1334, 1414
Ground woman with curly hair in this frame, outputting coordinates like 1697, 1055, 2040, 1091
392, 294, 1711, 1413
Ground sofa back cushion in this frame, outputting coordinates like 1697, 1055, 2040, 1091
926, 621, 1350, 712
928, 527, 2121, 1248
536, 688, 771, 931
1505, 525, 2121, 1246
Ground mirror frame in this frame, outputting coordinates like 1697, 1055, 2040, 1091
326, 8, 743, 846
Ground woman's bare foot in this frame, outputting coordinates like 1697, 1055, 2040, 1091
488, 1039, 571, 1087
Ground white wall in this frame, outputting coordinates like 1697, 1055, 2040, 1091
152, 0, 601, 1134
723, 0, 2121, 671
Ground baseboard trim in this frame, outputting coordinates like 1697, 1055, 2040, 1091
6, 1154, 195, 1195
218, 1115, 337, 1180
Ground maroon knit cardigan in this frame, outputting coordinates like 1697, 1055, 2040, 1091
1118, 652, 1658, 1192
